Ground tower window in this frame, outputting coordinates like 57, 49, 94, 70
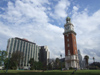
67, 34, 69, 37
67, 39, 69, 42
67, 44, 70, 47
68, 50, 70, 55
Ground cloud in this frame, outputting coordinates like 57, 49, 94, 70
50, 0, 70, 19
73, 6, 79, 11
3, 0, 49, 24
0, 0, 65, 58
0, 0, 100, 63
72, 8, 100, 62
72, 6, 79, 14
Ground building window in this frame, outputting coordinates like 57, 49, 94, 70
67, 44, 70, 47
68, 50, 70, 55
67, 39, 69, 42
67, 34, 69, 37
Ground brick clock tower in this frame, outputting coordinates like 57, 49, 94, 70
63, 17, 79, 69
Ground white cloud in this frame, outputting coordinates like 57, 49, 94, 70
51, 0, 70, 19
0, 0, 100, 62
1, 0, 49, 24
72, 8, 100, 62
0, 0, 65, 58
73, 6, 79, 11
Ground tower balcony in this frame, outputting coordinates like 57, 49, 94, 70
63, 30, 76, 35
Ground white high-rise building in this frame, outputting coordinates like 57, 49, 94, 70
6, 37, 50, 69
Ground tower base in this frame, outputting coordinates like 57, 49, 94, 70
65, 55, 80, 69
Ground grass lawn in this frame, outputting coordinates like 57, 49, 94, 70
0, 70, 100, 75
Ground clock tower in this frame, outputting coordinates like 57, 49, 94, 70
63, 17, 79, 69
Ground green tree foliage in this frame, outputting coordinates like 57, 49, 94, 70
0, 50, 7, 66
4, 51, 24, 69
4, 58, 8, 68
89, 62, 100, 69
55, 58, 60, 69
52, 58, 65, 70
29, 58, 43, 70
29, 58, 34, 66
4, 58, 17, 69
29, 58, 34, 70
34, 61, 43, 70
48, 63, 52, 70
84, 55, 89, 68
11, 51, 24, 67
62, 62, 65, 68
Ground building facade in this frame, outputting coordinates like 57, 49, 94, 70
63, 17, 79, 69
39, 46, 50, 65
78, 50, 82, 69
6, 37, 49, 69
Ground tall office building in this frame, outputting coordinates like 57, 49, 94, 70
78, 50, 82, 69
6, 37, 40, 69
39, 46, 50, 65
63, 17, 79, 69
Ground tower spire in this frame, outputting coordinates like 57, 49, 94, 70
66, 17, 71, 23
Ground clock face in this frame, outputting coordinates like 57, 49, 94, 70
65, 26, 69, 30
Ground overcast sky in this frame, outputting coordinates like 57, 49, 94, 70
0, 0, 100, 63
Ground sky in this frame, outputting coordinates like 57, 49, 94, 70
0, 0, 100, 63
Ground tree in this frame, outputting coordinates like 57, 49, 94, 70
0, 50, 7, 66
4, 58, 17, 69
10, 51, 24, 69
89, 62, 100, 69
62, 62, 65, 68
4, 51, 24, 70
29, 58, 34, 70
48, 63, 52, 70
55, 58, 60, 69
34, 61, 43, 70
84, 55, 89, 68
29, 58, 43, 70
4, 58, 10, 69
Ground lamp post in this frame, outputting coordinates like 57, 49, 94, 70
60, 54, 62, 71
6, 53, 11, 73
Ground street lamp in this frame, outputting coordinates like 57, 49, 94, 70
60, 54, 62, 71
6, 53, 11, 73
